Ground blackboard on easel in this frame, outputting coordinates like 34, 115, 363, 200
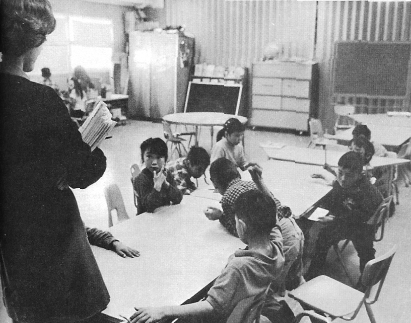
333, 42, 411, 97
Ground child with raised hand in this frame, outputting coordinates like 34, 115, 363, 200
211, 118, 255, 171
134, 138, 182, 214
166, 146, 210, 195
130, 190, 284, 323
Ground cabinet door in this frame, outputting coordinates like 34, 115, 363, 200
282, 79, 295, 97
150, 34, 177, 118
295, 80, 310, 98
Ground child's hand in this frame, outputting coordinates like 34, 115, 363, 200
248, 164, 263, 182
111, 241, 140, 258
311, 173, 325, 180
153, 167, 167, 191
318, 214, 335, 223
130, 307, 166, 323
204, 207, 223, 220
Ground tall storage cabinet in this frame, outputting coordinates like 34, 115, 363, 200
128, 31, 194, 119
250, 61, 319, 132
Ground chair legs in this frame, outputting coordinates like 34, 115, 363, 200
333, 241, 357, 286
365, 303, 377, 323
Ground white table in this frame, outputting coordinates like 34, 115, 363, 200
332, 125, 411, 151
260, 145, 409, 169
192, 160, 332, 218
162, 112, 247, 147
92, 196, 244, 322
349, 113, 411, 128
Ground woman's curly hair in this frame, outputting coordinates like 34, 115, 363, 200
1, 0, 56, 57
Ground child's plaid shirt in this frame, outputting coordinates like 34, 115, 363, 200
166, 157, 196, 195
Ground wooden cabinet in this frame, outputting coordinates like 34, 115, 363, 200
250, 61, 319, 132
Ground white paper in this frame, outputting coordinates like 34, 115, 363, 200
308, 207, 329, 221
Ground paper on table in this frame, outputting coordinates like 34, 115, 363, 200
78, 101, 117, 151
308, 207, 329, 221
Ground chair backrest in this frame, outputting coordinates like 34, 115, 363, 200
162, 121, 174, 140
309, 118, 324, 138
361, 245, 397, 303
104, 184, 129, 227
130, 164, 140, 209
226, 286, 270, 323
366, 195, 393, 242
334, 104, 356, 116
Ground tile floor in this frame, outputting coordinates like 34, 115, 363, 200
1, 120, 410, 323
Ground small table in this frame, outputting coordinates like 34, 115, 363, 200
162, 112, 247, 147
260, 144, 410, 199
91, 196, 244, 322
192, 159, 332, 218
349, 113, 411, 128
332, 125, 411, 152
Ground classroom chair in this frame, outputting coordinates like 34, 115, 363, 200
130, 164, 140, 211
162, 121, 194, 160
226, 285, 271, 323
104, 184, 129, 227
334, 104, 356, 133
333, 195, 393, 286
290, 244, 397, 323
308, 118, 336, 149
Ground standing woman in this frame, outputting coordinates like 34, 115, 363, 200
0, 1, 110, 323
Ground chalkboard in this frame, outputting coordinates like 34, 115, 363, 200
184, 82, 242, 115
333, 42, 411, 97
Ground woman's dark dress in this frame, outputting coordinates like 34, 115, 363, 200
0, 73, 110, 323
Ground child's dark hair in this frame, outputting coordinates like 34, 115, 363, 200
41, 67, 51, 78
338, 151, 364, 174
234, 190, 277, 234
352, 125, 371, 140
140, 138, 168, 163
216, 118, 246, 142
349, 135, 375, 164
70, 77, 84, 99
209, 158, 240, 189
187, 146, 210, 167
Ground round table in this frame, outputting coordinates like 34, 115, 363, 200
163, 112, 248, 147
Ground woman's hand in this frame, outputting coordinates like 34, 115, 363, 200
111, 241, 140, 258
204, 207, 223, 220
130, 307, 166, 323
153, 168, 167, 192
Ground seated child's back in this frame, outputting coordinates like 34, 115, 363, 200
166, 146, 210, 195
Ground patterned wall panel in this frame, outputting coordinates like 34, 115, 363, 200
164, 0, 317, 67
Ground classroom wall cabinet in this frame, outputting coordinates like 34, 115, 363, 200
128, 31, 194, 119
250, 61, 319, 132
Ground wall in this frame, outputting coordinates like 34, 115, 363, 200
158, 0, 411, 131
316, 1, 411, 131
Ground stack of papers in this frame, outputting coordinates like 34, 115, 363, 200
308, 207, 329, 221
78, 101, 116, 151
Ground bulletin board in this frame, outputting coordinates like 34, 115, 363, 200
184, 82, 243, 115
333, 41, 411, 97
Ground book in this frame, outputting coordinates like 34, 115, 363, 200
78, 100, 117, 151
308, 207, 329, 221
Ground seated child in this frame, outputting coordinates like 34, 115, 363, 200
68, 77, 87, 119
305, 152, 383, 281
205, 158, 302, 323
352, 124, 387, 157
130, 189, 284, 323
211, 118, 254, 171
166, 146, 210, 195
134, 138, 182, 214
86, 226, 140, 258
